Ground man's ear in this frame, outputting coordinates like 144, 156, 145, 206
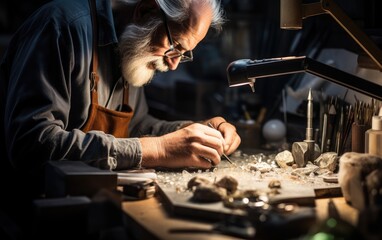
133, 0, 159, 22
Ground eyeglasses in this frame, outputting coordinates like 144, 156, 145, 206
159, 7, 193, 63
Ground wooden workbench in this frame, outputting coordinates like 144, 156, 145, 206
122, 194, 358, 239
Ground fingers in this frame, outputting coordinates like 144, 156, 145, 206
225, 134, 241, 155
202, 128, 225, 154
185, 123, 225, 155
160, 124, 225, 168
206, 118, 241, 155
191, 142, 222, 166
140, 120, 240, 170
220, 125, 241, 154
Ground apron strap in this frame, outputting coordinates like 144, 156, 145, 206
123, 79, 129, 105
88, 0, 99, 92
89, 0, 129, 106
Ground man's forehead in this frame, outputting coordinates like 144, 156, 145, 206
184, 1, 213, 47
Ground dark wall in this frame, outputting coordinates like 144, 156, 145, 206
1, 0, 381, 122
0, 0, 50, 34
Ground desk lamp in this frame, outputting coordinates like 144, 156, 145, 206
226, 56, 382, 101
226, 1, 382, 167
226, 0, 382, 101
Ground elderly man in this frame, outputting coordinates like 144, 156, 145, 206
0, 0, 241, 230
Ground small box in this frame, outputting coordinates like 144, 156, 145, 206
45, 161, 117, 198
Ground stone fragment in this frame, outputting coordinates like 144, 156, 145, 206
191, 184, 227, 203
268, 179, 281, 189
292, 162, 319, 176
338, 152, 382, 211
314, 152, 339, 172
247, 162, 272, 173
215, 175, 238, 194
275, 150, 294, 168
365, 169, 382, 207
187, 176, 211, 190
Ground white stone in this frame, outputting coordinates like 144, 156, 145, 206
275, 150, 294, 168
338, 152, 382, 211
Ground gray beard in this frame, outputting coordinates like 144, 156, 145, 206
118, 24, 169, 87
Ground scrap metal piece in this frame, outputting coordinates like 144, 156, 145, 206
292, 142, 321, 167
122, 178, 156, 200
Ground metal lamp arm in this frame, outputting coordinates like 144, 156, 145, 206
281, 0, 382, 70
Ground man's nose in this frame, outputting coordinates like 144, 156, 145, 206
165, 57, 181, 70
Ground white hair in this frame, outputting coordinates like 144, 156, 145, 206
118, 0, 225, 32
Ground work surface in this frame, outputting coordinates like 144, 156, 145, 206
156, 151, 340, 220
122, 194, 358, 240
122, 151, 357, 239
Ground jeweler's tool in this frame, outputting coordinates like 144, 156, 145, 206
305, 88, 315, 162
292, 89, 320, 167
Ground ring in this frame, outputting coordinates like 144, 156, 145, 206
216, 121, 227, 131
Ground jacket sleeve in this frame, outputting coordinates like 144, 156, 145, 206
2, 9, 142, 173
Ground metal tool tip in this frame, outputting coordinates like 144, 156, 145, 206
329, 104, 336, 114
250, 82, 255, 93
307, 88, 313, 100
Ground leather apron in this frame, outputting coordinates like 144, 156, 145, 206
81, 0, 133, 138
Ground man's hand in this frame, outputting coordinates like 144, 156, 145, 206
139, 117, 241, 169
201, 117, 241, 155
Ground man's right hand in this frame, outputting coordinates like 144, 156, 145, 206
139, 123, 226, 169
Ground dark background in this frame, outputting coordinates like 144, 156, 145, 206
1, 0, 382, 145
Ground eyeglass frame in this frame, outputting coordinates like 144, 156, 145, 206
158, 7, 193, 63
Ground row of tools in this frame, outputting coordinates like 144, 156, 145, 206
310, 90, 381, 155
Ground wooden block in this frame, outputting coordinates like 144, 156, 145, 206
45, 161, 117, 198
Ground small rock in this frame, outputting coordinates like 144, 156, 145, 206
275, 150, 294, 168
